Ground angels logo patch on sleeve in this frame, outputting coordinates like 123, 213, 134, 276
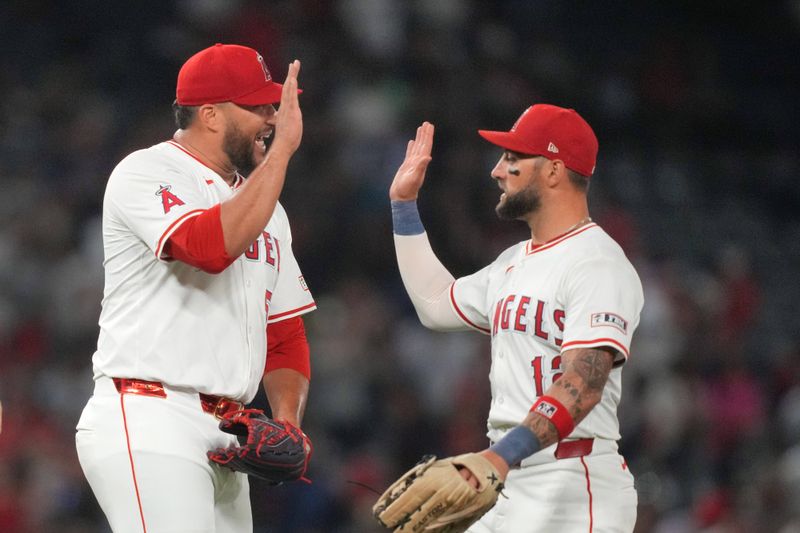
590, 312, 628, 334
156, 184, 185, 214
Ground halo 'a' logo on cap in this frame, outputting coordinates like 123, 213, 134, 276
256, 53, 272, 82
511, 106, 533, 132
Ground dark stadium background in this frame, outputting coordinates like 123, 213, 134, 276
1, 1, 799, 531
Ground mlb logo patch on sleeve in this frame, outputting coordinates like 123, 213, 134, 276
591, 312, 628, 334
298, 275, 308, 291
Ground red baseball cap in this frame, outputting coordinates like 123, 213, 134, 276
176, 43, 296, 106
478, 104, 599, 176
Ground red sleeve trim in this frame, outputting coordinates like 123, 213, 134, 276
163, 204, 236, 274
156, 209, 205, 259
268, 302, 317, 323
265, 316, 311, 380
561, 338, 629, 358
449, 283, 491, 335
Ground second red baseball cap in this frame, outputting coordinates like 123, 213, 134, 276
176, 43, 297, 106
478, 104, 599, 176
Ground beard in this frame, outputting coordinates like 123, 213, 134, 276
496, 181, 542, 220
222, 122, 257, 177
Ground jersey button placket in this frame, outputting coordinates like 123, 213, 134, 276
239, 261, 253, 387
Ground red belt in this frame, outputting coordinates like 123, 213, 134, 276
112, 378, 244, 420
554, 438, 594, 459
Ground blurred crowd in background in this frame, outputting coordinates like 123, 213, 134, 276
1, 1, 799, 531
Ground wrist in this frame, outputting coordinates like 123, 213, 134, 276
391, 200, 425, 236
480, 450, 510, 480
389, 192, 418, 202
531, 395, 575, 440
265, 142, 295, 161
488, 425, 541, 467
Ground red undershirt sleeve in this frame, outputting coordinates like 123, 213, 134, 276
163, 203, 236, 274
265, 316, 311, 380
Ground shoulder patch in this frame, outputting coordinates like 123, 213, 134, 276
590, 312, 628, 334
156, 184, 185, 214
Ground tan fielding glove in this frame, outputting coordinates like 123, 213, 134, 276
373, 453, 504, 532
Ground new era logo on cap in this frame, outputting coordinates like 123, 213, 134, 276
477, 104, 599, 177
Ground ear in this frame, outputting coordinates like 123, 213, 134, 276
545, 159, 566, 187
196, 104, 224, 133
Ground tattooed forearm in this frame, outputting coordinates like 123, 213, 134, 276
521, 347, 616, 447
553, 376, 588, 420
521, 409, 560, 448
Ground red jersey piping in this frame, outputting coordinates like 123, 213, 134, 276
449, 283, 491, 334
119, 394, 148, 532
166, 140, 243, 189
166, 140, 213, 170
580, 456, 594, 532
156, 209, 205, 259
268, 302, 317, 322
526, 223, 597, 255
561, 338, 629, 358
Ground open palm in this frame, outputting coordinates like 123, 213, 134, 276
389, 122, 434, 201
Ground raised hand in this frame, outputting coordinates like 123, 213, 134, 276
271, 60, 303, 156
389, 121, 434, 201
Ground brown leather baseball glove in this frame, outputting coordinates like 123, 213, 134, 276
373, 453, 503, 532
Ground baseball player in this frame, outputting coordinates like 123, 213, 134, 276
75, 44, 315, 532
376, 105, 644, 532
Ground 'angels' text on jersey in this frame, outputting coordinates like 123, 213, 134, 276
492, 294, 565, 348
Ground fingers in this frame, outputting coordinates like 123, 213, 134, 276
208, 448, 236, 465
288, 59, 300, 79
280, 60, 301, 107
457, 465, 480, 489
406, 122, 434, 158
411, 122, 434, 157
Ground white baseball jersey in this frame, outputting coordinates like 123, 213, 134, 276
448, 223, 643, 443
93, 140, 315, 403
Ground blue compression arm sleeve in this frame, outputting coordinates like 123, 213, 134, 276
489, 425, 541, 467
391, 200, 425, 236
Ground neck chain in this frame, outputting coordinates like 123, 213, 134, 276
172, 137, 237, 182
562, 216, 592, 235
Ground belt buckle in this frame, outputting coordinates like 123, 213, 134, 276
212, 398, 242, 420
113, 378, 166, 398
554, 438, 594, 459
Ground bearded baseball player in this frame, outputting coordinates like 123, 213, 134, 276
76, 44, 316, 532
374, 105, 644, 532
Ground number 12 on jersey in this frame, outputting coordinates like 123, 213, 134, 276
531, 355, 563, 396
